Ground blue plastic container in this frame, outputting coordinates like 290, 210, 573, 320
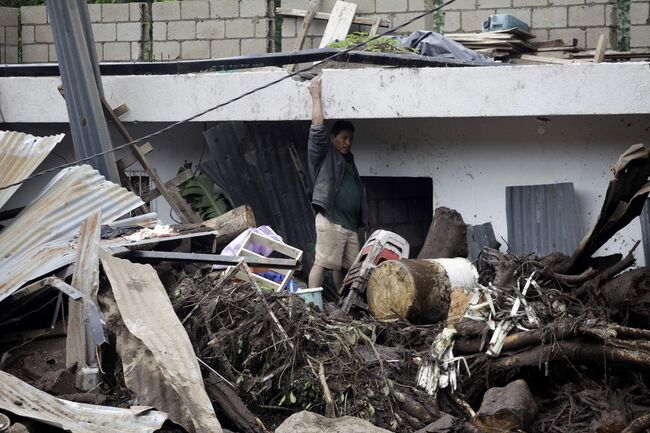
482, 14, 529, 33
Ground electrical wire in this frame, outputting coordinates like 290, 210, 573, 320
0, 0, 456, 192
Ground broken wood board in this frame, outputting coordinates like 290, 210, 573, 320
593, 33, 609, 63
276, 7, 389, 27
115, 142, 153, 171
100, 251, 222, 433
293, 0, 320, 52
66, 212, 102, 373
140, 168, 193, 203
318, 1, 358, 48
124, 250, 300, 269
0, 370, 167, 433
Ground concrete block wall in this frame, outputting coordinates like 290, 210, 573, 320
0, 7, 18, 64
20, 3, 148, 63
152, 0, 272, 60
279, 0, 650, 51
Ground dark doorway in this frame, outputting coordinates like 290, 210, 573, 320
362, 177, 433, 258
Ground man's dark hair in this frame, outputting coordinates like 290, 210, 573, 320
331, 120, 355, 137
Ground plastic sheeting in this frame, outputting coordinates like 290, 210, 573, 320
400, 31, 492, 63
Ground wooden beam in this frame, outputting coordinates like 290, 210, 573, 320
289, 0, 320, 73
112, 103, 129, 117
369, 16, 381, 37
100, 96, 202, 224
276, 7, 389, 28
319, 1, 358, 48
594, 33, 609, 63
66, 212, 101, 370
141, 168, 194, 203
116, 141, 154, 171
124, 250, 301, 269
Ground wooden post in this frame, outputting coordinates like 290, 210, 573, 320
594, 33, 609, 63
289, 0, 320, 73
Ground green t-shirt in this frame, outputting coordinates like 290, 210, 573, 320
330, 155, 361, 231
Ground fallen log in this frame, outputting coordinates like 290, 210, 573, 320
204, 376, 269, 433
622, 411, 650, 433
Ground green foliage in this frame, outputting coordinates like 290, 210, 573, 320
178, 164, 230, 221
616, 0, 631, 51
327, 32, 414, 54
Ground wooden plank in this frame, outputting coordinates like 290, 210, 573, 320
276, 7, 389, 27
112, 103, 129, 117
517, 54, 579, 64
289, 0, 320, 73
100, 96, 201, 224
124, 250, 301, 269
319, 1, 357, 48
66, 211, 101, 370
141, 168, 194, 203
293, 0, 320, 51
594, 33, 608, 63
369, 16, 381, 37
116, 141, 153, 171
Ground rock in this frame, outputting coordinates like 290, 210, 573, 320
275, 411, 391, 433
474, 379, 538, 432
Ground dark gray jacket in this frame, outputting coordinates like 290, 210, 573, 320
308, 124, 368, 228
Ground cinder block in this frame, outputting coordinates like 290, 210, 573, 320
282, 17, 297, 37
103, 41, 131, 60
240, 0, 267, 17
129, 3, 145, 22
152, 2, 181, 21
168, 20, 196, 40
22, 25, 35, 44
478, 0, 512, 10
354, 0, 376, 13
280, 0, 305, 8
631, 2, 650, 25
34, 24, 54, 43
92, 23, 117, 42
282, 36, 297, 51
585, 26, 614, 49
102, 3, 130, 22
196, 20, 225, 39
549, 27, 585, 47
49, 44, 56, 62
514, 0, 548, 7
225, 18, 255, 38
0, 7, 18, 26
131, 41, 142, 60
377, 0, 408, 13
117, 22, 143, 41
94, 43, 103, 61
306, 18, 329, 36
392, 12, 429, 33
182, 0, 210, 19
630, 25, 650, 48
5, 26, 18, 45
153, 22, 166, 41
182, 40, 210, 58
447, 0, 478, 11
87, 4, 102, 22
241, 38, 267, 54
209, 0, 239, 18
255, 18, 270, 38
605, 4, 615, 26
21, 44, 48, 63
5, 46, 17, 63
443, 11, 462, 31
532, 6, 567, 27
210, 38, 240, 57
461, 10, 492, 30
548, 0, 583, 6
20, 6, 46, 25
154, 40, 181, 60
409, 0, 427, 11
568, 5, 605, 27
496, 8, 531, 23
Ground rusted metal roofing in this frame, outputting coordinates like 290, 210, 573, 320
0, 130, 64, 210
0, 370, 167, 433
100, 251, 222, 433
0, 164, 143, 301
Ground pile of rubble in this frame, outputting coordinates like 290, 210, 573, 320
1, 130, 650, 433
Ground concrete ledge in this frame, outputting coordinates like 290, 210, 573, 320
1, 62, 649, 123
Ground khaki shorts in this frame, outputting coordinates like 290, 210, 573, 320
314, 213, 360, 270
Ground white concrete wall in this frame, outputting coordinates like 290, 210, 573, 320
1, 63, 649, 123
351, 114, 650, 264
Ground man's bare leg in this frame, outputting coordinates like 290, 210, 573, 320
332, 269, 343, 292
309, 263, 326, 288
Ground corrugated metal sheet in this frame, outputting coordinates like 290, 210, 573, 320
0, 164, 143, 260
506, 182, 583, 256
100, 252, 222, 433
0, 164, 142, 301
202, 122, 315, 268
467, 222, 500, 261
0, 130, 64, 210
0, 369, 167, 433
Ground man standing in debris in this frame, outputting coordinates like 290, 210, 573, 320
307, 75, 368, 293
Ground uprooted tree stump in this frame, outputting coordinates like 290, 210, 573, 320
418, 207, 468, 260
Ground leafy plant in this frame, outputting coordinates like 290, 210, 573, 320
178, 164, 229, 220
327, 32, 415, 54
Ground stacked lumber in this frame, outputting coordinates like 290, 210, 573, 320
444, 27, 537, 60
